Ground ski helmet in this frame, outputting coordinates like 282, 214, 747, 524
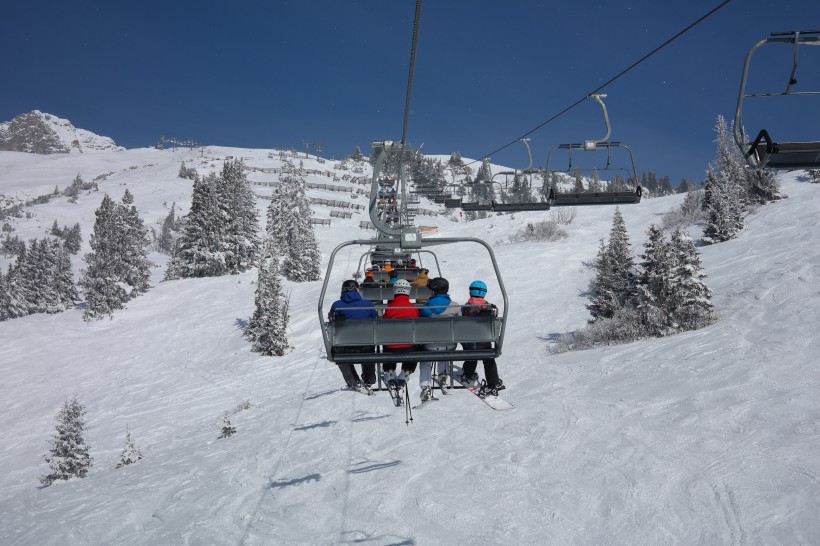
341, 279, 359, 293
469, 280, 488, 297
393, 279, 412, 296
428, 277, 449, 294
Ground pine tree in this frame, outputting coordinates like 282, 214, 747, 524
217, 160, 260, 274
636, 225, 674, 336
281, 174, 321, 282
81, 195, 127, 320
165, 174, 227, 279
0, 269, 8, 321
587, 208, 636, 321
49, 237, 79, 311
702, 168, 744, 244
668, 229, 716, 331
41, 397, 93, 486
246, 237, 290, 356
115, 426, 143, 468
4, 256, 29, 319
122, 188, 134, 205
117, 191, 152, 295
63, 223, 82, 254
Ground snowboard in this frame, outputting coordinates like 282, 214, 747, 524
452, 374, 514, 411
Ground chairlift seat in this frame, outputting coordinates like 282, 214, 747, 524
754, 138, 820, 170
549, 188, 642, 206
326, 315, 503, 363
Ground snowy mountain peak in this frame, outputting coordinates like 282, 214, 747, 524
0, 110, 123, 154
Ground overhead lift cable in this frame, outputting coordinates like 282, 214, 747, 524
468, 0, 734, 166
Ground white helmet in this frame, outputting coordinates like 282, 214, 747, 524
393, 279, 412, 296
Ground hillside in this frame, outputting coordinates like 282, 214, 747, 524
1, 145, 819, 544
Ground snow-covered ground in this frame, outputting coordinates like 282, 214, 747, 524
1, 146, 819, 545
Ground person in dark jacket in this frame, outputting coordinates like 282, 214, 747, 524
329, 279, 378, 391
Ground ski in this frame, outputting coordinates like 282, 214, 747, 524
453, 373, 514, 411
412, 396, 439, 410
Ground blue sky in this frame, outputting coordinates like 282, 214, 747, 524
3, 1, 819, 183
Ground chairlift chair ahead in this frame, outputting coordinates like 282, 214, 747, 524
319, 142, 509, 365
733, 30, 820, 170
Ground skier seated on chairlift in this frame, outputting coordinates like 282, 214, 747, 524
381, 279, 419, 390
460, 280, 505, 397
329, 280, 378, 392
411, 268, 430, 303
417, 277, 462, 403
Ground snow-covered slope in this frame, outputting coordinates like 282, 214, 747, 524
0, 146, 818, 545
0, 110, 122, 154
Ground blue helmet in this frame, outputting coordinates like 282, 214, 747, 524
469, 280, 487, 297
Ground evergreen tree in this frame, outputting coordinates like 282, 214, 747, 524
280, 175, 321, 282
351, 146, 365, 162
165, 174, 227, 279
0, 270, 8, 321
157, 204, 178, 254
587, 208, 636, 321
246, 238, 290, 355
668, 229, 716, 331
40, 397, 92, 486
636, 225, 674, 336
49, 237, 79, 311
217, 160, 260, 274
4, 256, 29, 319
50, 220, 62, 237
81, 195, 128, 320
111, 191, 152, 297
702, 168, 744, 244
115, 426, 143, 468
63, 223, 82, 254
122, 188, 134, 205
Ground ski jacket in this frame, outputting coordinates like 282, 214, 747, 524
462, 296, 497, 317
419, 293, 461, 318
330, 291, 378, 320
461, 296, 497, 350
382, 294, 419, 349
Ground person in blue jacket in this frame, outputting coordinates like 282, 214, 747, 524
417, 277, 461, 402
329, 279, 379, 391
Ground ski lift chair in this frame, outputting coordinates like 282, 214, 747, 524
734, 31, 820, 170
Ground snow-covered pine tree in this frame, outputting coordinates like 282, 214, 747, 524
0, 269, 8, 321
636, 224, 674, 336
281, 174, 321, 282
587, 239, 618, 321
247, 237, 291, 356
62, 223, 82, 255
165, 173, 227, 279
702, 168, 745, 244
116, 191, 152, 295
745, 168, 781, 206
80, 195, 129, 320
217, 160, 260, 274
40, 397, 93, 486
115, 425, 143, 468
587, 208, 636, 322
122, 188, 134, 205
157, 203, 178, 254
668, 229, 716, 331
49, 237, 79, 312
3, 256, 29, 319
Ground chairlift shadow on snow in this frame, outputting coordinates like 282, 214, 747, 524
268, 473, 321, 489
294, 420, 337, 431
